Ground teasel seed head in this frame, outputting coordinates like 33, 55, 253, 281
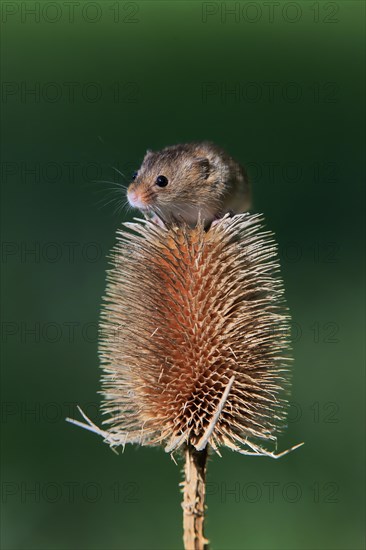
92, 213, 298, 458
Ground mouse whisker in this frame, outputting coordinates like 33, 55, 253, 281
95, 197, 120, 210
110, 165, 129, 183
92, 179, 127, 190
95, 188, 126, 205
114, 197, 132, 217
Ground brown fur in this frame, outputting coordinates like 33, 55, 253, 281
127, 142, 251, 226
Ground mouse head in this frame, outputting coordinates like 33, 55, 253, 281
127, 144, 222, 225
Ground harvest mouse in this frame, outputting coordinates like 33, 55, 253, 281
127, 142, 251, 227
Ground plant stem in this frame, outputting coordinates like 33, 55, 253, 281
182, 444, 209, 550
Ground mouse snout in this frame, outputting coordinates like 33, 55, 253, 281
127, 188, 139, 206
127, 187, 148, 210
127, 188, 137, 204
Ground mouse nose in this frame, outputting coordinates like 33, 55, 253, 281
127, 189, 136, 203
127, 189, 138, 206
127, 188, 146, 209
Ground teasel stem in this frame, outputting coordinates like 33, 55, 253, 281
182, 444, 209, 550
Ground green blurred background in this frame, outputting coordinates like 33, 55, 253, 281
1, 1, 364, 549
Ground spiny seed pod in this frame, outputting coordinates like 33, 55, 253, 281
88, 213, 297, 458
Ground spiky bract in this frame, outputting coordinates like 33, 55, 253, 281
98, 214, 292, 456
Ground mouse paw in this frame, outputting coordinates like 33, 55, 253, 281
151, 214, 166, 229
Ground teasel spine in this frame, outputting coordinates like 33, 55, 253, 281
98, 214, 294, 457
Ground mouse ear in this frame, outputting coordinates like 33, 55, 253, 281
195, 157, 210, 180
142, 149, 154, 162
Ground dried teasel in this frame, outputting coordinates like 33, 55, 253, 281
68, 212, 302, 549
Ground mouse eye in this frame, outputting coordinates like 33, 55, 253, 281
155, 175, 168, 187
132, 171, 138, 180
